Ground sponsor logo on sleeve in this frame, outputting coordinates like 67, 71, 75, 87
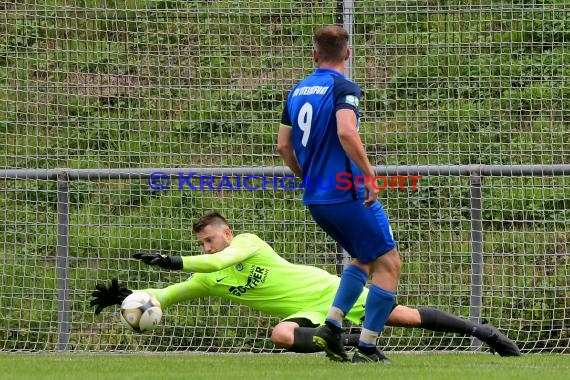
344, 95, 359, 108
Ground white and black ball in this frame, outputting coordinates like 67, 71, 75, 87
119, 291, 162, 333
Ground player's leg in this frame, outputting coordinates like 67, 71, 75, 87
386, 305, 520, 356
272, 321, 317, 352
475, 324, 521, 356
308, 203, 368, 362
350, 202, 400, 363
271, 319, 360, 353
417, 307, 521, 356
352, 249, 399, 363
385, 304, 422, 327
326, 263, 368, 328
309, 200, 400, 363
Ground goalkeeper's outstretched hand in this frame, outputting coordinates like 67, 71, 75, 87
133, 252, 183, 270
90, 278, 132, 315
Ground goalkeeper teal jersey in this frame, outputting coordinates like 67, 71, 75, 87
145, 233, 366, 325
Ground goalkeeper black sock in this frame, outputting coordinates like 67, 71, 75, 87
418, 307, 477, 335
342, 332, 360, 347
291, 327, 320, 353
290, 328, 360, 353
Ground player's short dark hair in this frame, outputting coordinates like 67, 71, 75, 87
314, 25, 349, 64
193, 211, 229, 233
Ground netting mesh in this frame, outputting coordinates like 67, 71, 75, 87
1, 1, 569, 353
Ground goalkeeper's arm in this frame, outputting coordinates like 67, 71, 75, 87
90, 277, 209, 314
133, 235, 259, 273
132, 252, 183, 270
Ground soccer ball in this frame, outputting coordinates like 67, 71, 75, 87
119, 291, 162, 333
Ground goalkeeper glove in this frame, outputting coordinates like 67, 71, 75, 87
90, 278, 132, 315
133, 252, 183, 270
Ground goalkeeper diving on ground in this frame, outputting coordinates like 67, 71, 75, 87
90, 211, 521, 359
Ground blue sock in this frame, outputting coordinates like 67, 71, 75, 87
326, 265, 368, 328
362, 284, 396, 335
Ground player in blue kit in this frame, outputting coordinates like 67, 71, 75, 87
278, 25, 401, 363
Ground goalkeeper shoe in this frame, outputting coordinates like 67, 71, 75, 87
342, 333, 360, 347
352, 348, 392, 364
479, 324, 521, 357
313, 324, 349, 362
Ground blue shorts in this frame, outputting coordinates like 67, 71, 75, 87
308, 200, 396, 264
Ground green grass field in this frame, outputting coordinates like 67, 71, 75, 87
2, 353, 570, 380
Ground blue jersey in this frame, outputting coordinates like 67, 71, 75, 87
281, 68, 365, 205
